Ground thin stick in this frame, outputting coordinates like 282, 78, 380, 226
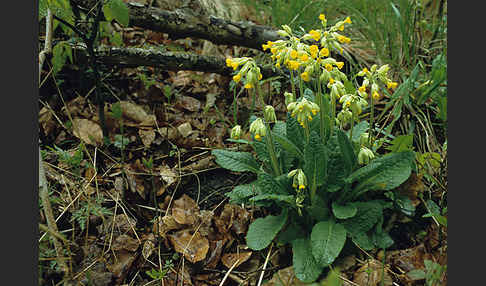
257, 243, 273, 286
219, 259, 241, 286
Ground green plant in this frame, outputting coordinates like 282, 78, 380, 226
71, 196, 111, 231
407, 260, 446, 286
213, 16, 416, 282
145, 255, 176, 281
47, 142, 86, 175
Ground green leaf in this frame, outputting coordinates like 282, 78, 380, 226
103, 0, 130, 26
257, 172, 289, 195
52, 41, 71, 75
406, 269, 426, 280
308, 196, 330, 222
272, 132, 304, 160
212, 149, 260, 173
351, 231, 374, 250
246, 209, 288, 250
341, 201, 383, 236
250, 194, 294, 204
350, 121, 369, 143
311, 220, 347, 267
226, 182, 259, 204
292, 238, 322, 283
331, 202, 357, 219
39, 0, 48, 20
304, 131, 328, 191
286, 114, 305, 151
386, 134, 414, 152
326, 135, 347, 191
347, 151, 415, 193
371, 230, 394, 249
336, 129, 357, 175
277, 222, 305, 244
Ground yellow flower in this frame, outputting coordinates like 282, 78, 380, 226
300, 72, 310, 82
387, 81, 398, 89
255, 134, 262, 141
226, 58, 233, 67
319, 14, 326, 21
233, 73, 241, 83
275, 62, 281, 68
337, 35, 351, 44
309, 45, 319, 58
336, 62, 344, 69
309, 30, 321, 41
319, 47, 329, 57
290, 49, 298, 59
288, 60, 301, 70
329, 78, 335, 84
231, 62, 239, 70
344, 17, 352, 24
262, 43, 269, 51
338, 24, 344, 31
359, 85, 366, 93
372, 91, 381, 100
363, 67, 368, 73
258, 73, 263, 80
270, 47, 277, 54
311, 108, 318, 115
299, 53, 309, 62
245, 83, 254, 89
325, 63, 333, 72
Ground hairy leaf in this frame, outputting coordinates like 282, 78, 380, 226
246, 209, 288, 250
292, 238, 322, 283
311, 220, 347, 267
212, 149, 260, 173
332, 202, 357, 219
226, 182, 259, 204
341, 201, 383, 236
304, 131, 328, 190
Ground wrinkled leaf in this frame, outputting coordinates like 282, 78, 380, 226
212, 149, 260, 173
246, 209, 288, 251
103, 0, 129, 26
291, 238, 322, 283
332, 202, 357, 219
221, 251, 252, 269
311, 220, 347, 267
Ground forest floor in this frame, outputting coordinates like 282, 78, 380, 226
38, 1, 447, 285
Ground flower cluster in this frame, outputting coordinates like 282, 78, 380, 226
249, 117, 266, 141
357, 64, 398, 100
288, 168, 307, 190
226, 57, 263, 89
287, 98, 320, 128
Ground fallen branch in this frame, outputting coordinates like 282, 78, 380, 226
71, 44, 283, 78
75, 1, 282, 50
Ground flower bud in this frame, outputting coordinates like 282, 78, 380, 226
264, 105, 277, 123
284, 92, 296, 106
358, 147, 375, 165
249, 118, 266, 141
360, 132, 369, 147
282, 25, 292, 35
230, 125, 242, 140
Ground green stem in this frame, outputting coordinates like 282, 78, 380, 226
331, 95, 336, 135
369, 96, 375, 148
256, 83, 265, 108
264, 122, 281, 176
232, 87, 237, 125
290, 71, 296, 97
317, 79, 326, 144
299, 72, 304, 98
349, 113, 355, 142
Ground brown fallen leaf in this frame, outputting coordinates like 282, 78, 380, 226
177, 95, 202, 112
72, 118, 103, 146
168, 229, 209, 263
221, 251, 252, 269
107, 250, 137, 280
353, 259, 393, 286
172, 194, 199, 225
159, 164, 178, 187
119, 101, 152, 123
177, 122, 193, 138
264, 266, 312, 286
387, 244, 432, 273
204, 240, 224, 269
111, 234, 140, 252
39, 106, 57, 135
155, 215, 183, 237
142, 239, 155, 260
138, 128, 156, 148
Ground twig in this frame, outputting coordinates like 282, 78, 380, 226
257, 243, 273, 286
39, 8, 70, 279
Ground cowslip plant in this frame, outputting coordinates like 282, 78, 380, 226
215, 15, 413, 283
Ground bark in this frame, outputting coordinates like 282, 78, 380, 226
72, 45, 282, 78
83, 1, 283, 50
